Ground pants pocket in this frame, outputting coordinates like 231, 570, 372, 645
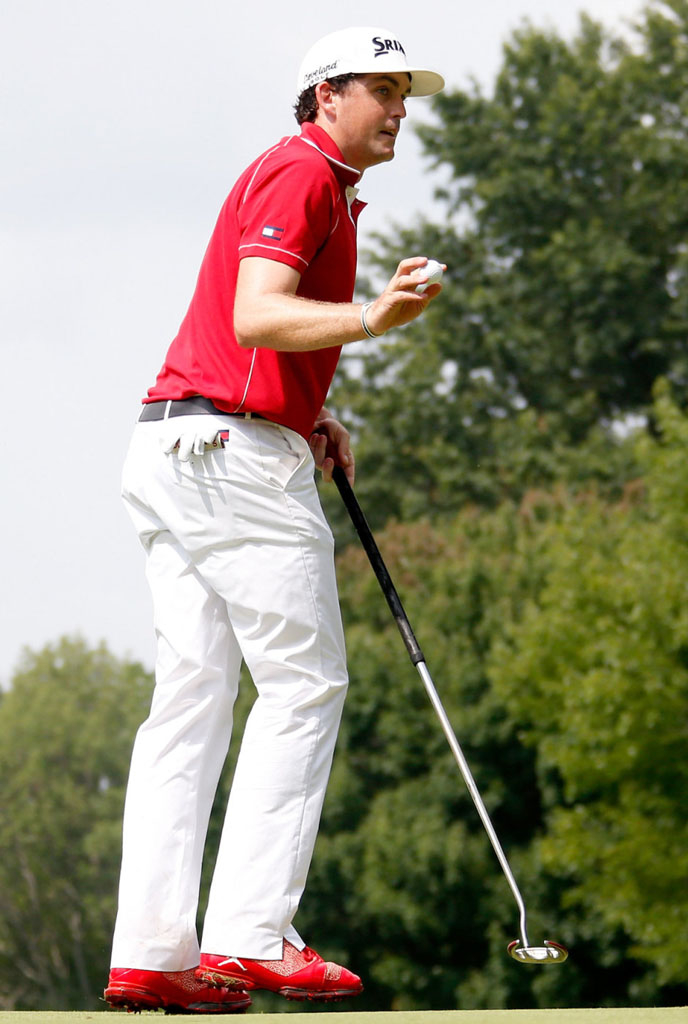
256, 423, 312, 491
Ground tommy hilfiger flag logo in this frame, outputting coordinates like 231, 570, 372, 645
262, 225, 285, 240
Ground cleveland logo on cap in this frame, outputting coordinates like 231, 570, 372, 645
303, 61, 340, 88
372, 36, 407, 58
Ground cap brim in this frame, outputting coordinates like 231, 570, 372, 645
404, 68, 445, 97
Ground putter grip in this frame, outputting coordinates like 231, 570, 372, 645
333, 466, 425, 665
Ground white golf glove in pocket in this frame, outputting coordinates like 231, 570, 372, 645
161, 420, 225, 462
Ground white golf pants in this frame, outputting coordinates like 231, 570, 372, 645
111, 415, 348, 970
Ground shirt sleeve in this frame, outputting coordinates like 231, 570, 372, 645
237, 147, 336, 273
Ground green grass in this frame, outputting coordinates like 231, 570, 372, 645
0, 1009, 686, 1023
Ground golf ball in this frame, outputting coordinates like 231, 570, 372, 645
414, 259, 444, 293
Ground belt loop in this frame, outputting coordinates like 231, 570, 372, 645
163, 400, 172, 421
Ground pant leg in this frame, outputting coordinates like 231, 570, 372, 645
198, 425, 348, 957
115, 417, 348, 962
111, 430, 243, 970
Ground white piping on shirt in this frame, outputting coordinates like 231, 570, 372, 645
241, 141, 285, 206
297, 135, 360, 180
299, 137, 362, 228
328, 214, 341, 239
232, 348, 257, 413
238, 242, 309, 267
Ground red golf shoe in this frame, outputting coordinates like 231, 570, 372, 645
196, 939, 363, 1002
104, 967, 251, 1014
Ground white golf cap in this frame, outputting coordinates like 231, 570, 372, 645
297, 27, 445, 98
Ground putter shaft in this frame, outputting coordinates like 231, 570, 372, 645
415, 660, 530, 948
333, 467, 568, 964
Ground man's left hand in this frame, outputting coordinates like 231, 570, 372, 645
309, 409, 355, 484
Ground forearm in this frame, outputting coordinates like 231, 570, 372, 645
234, 254, 444, 353
235, 292, 367, 351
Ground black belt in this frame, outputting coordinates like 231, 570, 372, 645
139, 397, 263, 422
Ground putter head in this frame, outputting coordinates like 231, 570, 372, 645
508, 939, 568, 964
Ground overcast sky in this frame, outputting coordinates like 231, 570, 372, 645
1, 0, 647, 684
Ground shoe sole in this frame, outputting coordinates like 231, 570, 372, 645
199, 969, 362, 1002
104, 984, 251, 1014
278, 986, 363, 1002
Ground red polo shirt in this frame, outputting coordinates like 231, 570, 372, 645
145, 123, 366, 438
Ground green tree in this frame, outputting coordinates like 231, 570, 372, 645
489, 384, 688, 994
298, 510, 606, 1009
0, 637, 152, 1010
303, 392, 688, 1008
328, 0, 688, 528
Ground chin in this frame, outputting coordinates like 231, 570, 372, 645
376, 146, 396, 164
359, 147, 396, 170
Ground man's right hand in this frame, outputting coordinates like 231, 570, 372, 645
363, 256, 446, 337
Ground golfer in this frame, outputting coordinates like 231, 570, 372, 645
105, 26, 445, 1015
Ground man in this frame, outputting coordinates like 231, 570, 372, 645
105, 26, 445, 1015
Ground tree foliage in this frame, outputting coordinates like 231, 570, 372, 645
327, 0, 688, 529
488, 382, 688, 994
300, 387, 688, 1009
0, 638, 152, 1010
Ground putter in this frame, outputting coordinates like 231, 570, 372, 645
333, 467, 568, 965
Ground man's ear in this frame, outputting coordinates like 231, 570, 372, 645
314, 80, 337, 119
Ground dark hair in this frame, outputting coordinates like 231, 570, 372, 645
293, 73, 358, 124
